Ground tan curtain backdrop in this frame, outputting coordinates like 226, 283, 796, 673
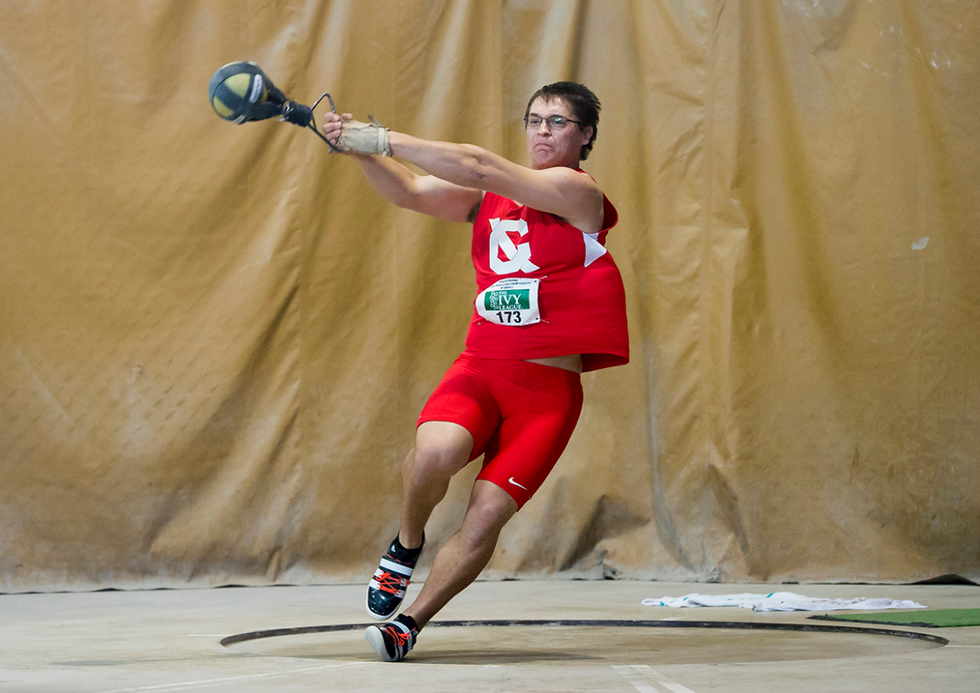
1, 0, 977, 591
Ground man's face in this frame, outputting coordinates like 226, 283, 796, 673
525, 97, 593, 170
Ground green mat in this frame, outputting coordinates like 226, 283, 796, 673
809, 609, 980, 628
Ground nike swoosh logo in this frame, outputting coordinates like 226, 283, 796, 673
508, 477, 528, 491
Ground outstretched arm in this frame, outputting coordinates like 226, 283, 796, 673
323, 113, 604, 234
352, 154, 483, 224
324, 112, 481, 224
387, 133, 603, 235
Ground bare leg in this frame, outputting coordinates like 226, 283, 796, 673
397, 421, 474, 550
402, 480, 518, 628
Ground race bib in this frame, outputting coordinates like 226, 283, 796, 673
475, 277, 540, 326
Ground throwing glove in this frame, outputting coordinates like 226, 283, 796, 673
336, 117, 392, 156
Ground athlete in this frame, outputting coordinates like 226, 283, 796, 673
322, 82, 629, 662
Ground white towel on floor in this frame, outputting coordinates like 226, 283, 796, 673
641, 592, 927, 612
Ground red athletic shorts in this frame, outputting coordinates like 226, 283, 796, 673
417, 352, 584, 508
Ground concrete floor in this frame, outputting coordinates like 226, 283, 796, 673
1, 580, 977, 692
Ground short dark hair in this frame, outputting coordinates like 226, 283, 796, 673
524, 81, 601, 160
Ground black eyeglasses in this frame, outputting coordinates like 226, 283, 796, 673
524, 114, 585, 130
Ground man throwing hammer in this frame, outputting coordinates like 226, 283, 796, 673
322, 81, 629, 662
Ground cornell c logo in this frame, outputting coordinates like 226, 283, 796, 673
489, 218, 540, 274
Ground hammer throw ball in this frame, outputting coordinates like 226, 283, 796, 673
207, 61, 342, 150
208, 61, 283, 123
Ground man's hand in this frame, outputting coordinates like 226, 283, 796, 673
322, 111, 392, 156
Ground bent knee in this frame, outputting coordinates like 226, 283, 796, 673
410, 441, 470, 479
460, 488, 517, 544
409, 422, 474, 478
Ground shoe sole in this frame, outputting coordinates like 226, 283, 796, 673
364, 625, 396, 662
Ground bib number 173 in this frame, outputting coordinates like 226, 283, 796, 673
475, 277, 541, 327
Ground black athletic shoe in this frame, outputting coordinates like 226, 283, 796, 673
365, 614, 419, 662
366, 534, 424, 621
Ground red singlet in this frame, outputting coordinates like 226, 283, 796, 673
465, 181, 629, 372
419, 175, 628, 507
